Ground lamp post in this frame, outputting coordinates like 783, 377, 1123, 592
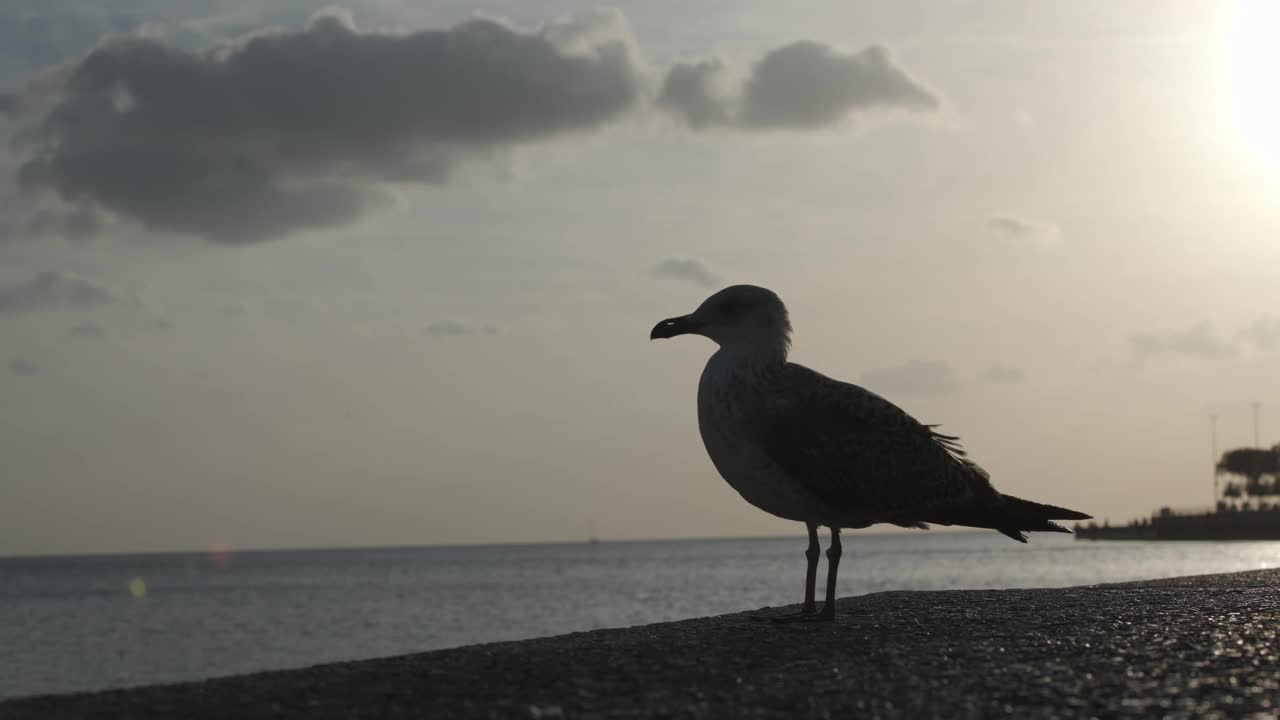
1253, 402, 1262, 448
1211, 413, 1219, 504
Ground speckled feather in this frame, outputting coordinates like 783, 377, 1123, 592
752, 363, 999, 527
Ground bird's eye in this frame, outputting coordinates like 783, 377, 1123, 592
717, 299, 743, 317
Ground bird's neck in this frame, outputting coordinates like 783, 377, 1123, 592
708, 337, 789, 376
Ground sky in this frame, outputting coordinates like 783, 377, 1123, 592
1, 0, 1278, 556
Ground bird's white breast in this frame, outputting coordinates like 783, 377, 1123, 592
696, 352, 820, 523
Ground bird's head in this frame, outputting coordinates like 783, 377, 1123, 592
650, 284, 792, 357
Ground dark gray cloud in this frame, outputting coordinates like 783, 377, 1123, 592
984, 215, 1060, 249
651, 258, 719, 288
1239, 314, 1280, 351
8, 358, 39, 376
860, 358, 958, 396
5, 9, 642, 242
0, 271, 115, 313
424, 320, 498, 337
1129, 322, 1236, 364
981, 363, 1025, 384
68, 321, 107, 340
660, 42, 937, 130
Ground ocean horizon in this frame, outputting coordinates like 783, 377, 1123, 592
5, 531, 1280, 700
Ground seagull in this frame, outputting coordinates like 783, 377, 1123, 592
650, 285, 1091, 622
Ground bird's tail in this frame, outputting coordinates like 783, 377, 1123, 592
925, 494, 1093, 544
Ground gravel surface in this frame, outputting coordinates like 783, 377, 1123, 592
5, 569, 1279, 719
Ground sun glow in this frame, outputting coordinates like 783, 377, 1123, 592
1221, 0, 1280, 172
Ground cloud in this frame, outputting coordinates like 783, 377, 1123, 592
0, 271, 116, 313
424, 320, 498, 337
655, 60, 736, 129
16, 204, 107, 242
651, 258, 719, 288
1239, 314, 1280, 351
1129, 322, 1237, 364
859, 358, 958, 396
5, 9, 643, 243
981, 364, 1025, 384
3, 10, 942, 244
8, 358, 39, 376
218, 302, 251, 318
68, 321, 107, 340
659, 43, 937, 130
983, 215, 1061, 250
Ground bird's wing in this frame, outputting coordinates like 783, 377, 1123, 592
756, 363, 998, 523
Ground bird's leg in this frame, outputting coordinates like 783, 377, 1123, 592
801, 522, 820, 614
815, 527, 842, 621
751, 523, 821, 622
761, 524, 838, 624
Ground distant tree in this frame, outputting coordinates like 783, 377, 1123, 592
1218, 445, 1280, 479
1218, 445, 1280, 507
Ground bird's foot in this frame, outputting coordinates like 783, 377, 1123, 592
773, 609, 835, 623
751, 604, 830, 623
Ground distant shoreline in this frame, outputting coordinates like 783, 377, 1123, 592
5, 568, 1279, 718
1076, 505, 1280, 541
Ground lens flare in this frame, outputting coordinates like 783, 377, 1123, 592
128, 577, 147, 599
208, 543, 233, 570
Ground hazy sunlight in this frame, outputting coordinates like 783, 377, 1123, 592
1222, 0, 1280, 172
3, 1, 1280, 715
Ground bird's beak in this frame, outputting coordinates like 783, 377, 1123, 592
650, 314, 701, 340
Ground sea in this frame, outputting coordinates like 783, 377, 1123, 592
4, 531, 1280, 700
